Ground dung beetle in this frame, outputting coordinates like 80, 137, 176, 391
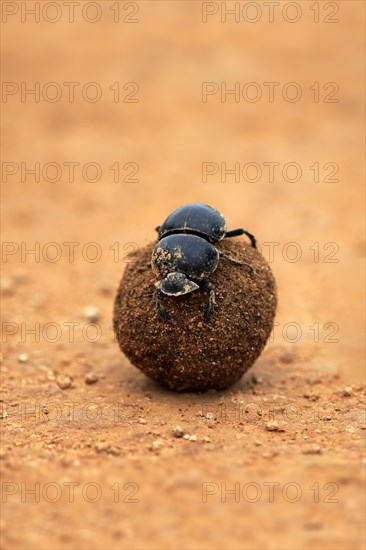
152, 203, 256, 321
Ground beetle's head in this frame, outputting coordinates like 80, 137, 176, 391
155, 272, 199, 296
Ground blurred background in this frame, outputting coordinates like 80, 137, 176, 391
1, 1, 365, 549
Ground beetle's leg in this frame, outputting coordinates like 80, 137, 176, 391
219, 252, 253, 274
154, 288, 170, 322
224, 228, 244, 238
224, 228, 257, 248
200, 279, 216, 318
242, 230, 257, 248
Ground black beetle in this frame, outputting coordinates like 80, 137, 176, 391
152, 203, 256, 321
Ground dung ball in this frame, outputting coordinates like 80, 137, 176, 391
113, 239, 277, 391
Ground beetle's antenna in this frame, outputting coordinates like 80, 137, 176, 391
219, 252, 253, 274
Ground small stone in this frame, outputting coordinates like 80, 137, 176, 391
85, 372, 99, 385
18, 354, 29, 363
343, 386, 352, 397
251, 373, 263, 384
302, 444, 322, 455
183, 434, 190, 440
203, 436, 211, 443
95, 441, 109, 452
83, 306, 100, 322
12, 269, 28, 283
255, 440, 263, 446
173, 425, 185, 438
152, 440, 164, 449
303, 393, 319, 402
189, 435, 197, 442
108, 446, 121, 456
280, 352, 294, 364
0, 278, 13, 295
266, 420, 279, 432
99, 284, 112, 295
262, 451, 278, 459
56, 375, 72, 390
138, 418, 147, 424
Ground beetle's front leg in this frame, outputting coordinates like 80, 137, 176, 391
154, 287, 170, 322
200, 279, 216, 318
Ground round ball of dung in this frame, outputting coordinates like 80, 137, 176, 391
113, 239, 277, 391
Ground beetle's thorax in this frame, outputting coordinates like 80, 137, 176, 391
158, 227, 218, 243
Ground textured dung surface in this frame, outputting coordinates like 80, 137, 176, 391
113, 239, 277, 391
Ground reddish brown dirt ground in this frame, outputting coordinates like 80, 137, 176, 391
1, 2, 365, 549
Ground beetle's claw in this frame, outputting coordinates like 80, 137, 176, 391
201, 283, 216, 319
156, 302, 170, 322
158, 309, 170, 322
205, 303, 215, 319
154, 289, 170, 322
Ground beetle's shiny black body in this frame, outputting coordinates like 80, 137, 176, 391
157, 203, 227, 243
152, 203, 255, 321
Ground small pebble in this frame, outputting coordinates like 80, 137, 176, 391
266, 420, 279, 432
85, 372, 99, 385
83, 306, 100, 322
95, 441, 109, 452
343, 386, 352, 397
0, 278, 13, 295
12, 269, 28, 283
18, 354, 29, 363
173, 425, 185, 438
280, 352, 294, 364
138, 418, 147, 424
251, 373, 263, 384
56, 375, 72, 390
262, 451, 278, 459
302, 444, 322, 455
189, 435, 197, 442
99, 284, 112, 295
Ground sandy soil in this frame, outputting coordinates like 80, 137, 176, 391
1, 1, 365, 549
